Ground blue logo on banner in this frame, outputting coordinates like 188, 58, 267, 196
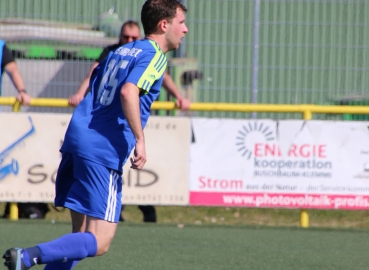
0, 116, 35, 181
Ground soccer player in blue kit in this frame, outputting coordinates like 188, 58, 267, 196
2, 0, 188, 269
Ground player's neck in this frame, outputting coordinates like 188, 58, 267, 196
145, 35, 168, 53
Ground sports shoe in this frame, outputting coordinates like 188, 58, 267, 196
3, 248, 29, 270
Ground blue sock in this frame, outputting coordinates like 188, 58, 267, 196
21, 246, 41, 268
35, 232, 97, 265
44, 260, 79, 270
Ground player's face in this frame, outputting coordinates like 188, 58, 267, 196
120, 26, 141, 44
166, 8, 188, 51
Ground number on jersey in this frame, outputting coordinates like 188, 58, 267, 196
96, 59, 129, 106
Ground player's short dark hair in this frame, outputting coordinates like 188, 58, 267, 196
120, 20, 140, 34
141, 0, 187, 35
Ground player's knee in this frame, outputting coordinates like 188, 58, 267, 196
94, 234, 114, 256
96, 242, 112, 256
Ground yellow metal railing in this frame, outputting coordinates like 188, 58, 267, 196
2, 97, 369, 227
2, 97, 369, 115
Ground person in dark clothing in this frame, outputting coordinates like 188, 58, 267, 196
2, 203, 49, 219
0, 39, 31, 104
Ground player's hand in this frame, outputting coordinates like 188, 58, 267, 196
68, 93, 84, 107
176, 98, 191, 111
17, 91, 31, 106
130, 139, 146, 170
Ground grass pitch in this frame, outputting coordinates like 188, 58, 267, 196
1, 220, 369, 270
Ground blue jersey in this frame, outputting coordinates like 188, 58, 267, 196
61, 39, 167, 172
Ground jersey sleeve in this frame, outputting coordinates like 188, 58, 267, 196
1, 45, 15, 71
125, 50, 167, 94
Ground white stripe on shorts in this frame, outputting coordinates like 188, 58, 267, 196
104, 170, 119, 222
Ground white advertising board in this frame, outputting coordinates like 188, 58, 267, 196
0, 113, 190, 205
189, 118, 369, 210
0, 113, 68, 202
121, 116, 190, 205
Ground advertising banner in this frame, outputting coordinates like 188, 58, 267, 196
189, 118, 369, 210
121, 116, 190, 205
0, 113, 190, 205
0, 113, 68, 202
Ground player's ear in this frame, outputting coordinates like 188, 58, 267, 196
158, 19, 169, 33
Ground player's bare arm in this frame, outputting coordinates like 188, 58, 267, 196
4, 61, 31, 105
69, 62, 99, 106
120, 82, 147, 170
162, 72, 191, 110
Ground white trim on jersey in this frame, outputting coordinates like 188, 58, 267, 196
105, 170, 119, 222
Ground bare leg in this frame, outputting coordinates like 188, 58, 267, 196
85, 216, 118, 255
70, 210, 86, 233
70, 210, 117, 256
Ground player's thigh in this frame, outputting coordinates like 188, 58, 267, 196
70, 210, 87, 233
86, 216, 118, 255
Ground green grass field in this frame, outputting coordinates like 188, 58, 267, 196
1, 219, 369, 270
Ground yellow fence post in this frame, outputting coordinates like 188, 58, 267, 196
300, 108, 312, 228
10, 99, 21, 220
12, 100, 21, 113
9, 202, 19, 220
300, 209, 309, 228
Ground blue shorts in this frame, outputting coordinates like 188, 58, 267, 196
55, 152, 122, 223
